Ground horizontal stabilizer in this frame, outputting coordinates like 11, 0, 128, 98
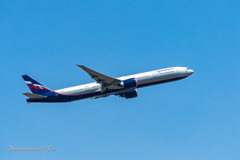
22, 92, 46, 99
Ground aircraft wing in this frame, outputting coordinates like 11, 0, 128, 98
76, 65, 122, 92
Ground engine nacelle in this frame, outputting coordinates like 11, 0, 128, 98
121, 89, 138, 99
121, 78, 137, 89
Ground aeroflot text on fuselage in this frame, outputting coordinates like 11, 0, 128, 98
22, 65, 194, 103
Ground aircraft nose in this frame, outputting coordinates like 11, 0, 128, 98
188, 69, 194, 75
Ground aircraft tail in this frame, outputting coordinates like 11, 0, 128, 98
22, 92, 46, 99
22, 75, 51, 95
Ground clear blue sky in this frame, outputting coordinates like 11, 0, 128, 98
1, 0, 240, 159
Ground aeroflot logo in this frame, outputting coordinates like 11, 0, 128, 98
157, 68, 174, 73
25, 81, 44, 88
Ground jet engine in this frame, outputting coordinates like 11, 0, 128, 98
120, 78, 137, 89
120, 89, 138, 99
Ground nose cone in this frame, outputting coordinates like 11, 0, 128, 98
188, 69, 194, 75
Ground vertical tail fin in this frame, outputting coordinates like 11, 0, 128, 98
22, 75, 51, 95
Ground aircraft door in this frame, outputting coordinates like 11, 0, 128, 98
152, 72, 157, 78
176, 68, 179, 74
85, 85, 89, 91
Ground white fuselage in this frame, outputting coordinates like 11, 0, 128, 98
55, 67, 194, 99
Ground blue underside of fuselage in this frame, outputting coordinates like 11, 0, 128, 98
26, 76, 187, 103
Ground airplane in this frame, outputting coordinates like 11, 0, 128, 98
22, 65, 194, 103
